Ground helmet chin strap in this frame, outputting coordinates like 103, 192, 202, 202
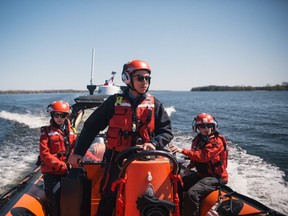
128, 82, 135, 91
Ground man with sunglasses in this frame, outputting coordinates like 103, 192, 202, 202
170, 113, 228, 216
39, 100, 77, 216
68, 59, 173, 216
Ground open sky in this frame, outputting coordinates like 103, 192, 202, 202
0, 0, 287, 91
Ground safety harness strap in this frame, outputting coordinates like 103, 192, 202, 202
170, 173, 183, 216
111, 175, 127, 216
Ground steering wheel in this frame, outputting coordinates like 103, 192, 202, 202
114, 146, 179, 178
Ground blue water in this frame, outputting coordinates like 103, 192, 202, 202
0, 91, 287, 214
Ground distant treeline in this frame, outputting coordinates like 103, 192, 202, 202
0, 89, 87, 94
191, 83, 288, 91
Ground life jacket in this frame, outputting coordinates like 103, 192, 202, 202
192, 132, 228, 181
107, 94, 155, 152
39, 121, 77, 174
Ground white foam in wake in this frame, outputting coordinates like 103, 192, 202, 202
0, 143, 38, 195
227, 144, 288, 214
0, 111, 47, 129
165, 106, 176, 117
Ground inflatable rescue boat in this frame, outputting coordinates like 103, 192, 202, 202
0, 79, 285, 215
0, 147, 285, 216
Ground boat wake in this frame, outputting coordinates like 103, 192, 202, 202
0, 111, 47, 129
0, 111, 44, 195
165, 106, 176, 117
228, 144, 288, 214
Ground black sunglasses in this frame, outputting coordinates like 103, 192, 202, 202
198, 124, 213, 129
53, 113, 68, 118
132, 75, 151, 82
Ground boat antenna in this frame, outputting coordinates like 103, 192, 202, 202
87, 48, 97, 95
90, 48, 95, 85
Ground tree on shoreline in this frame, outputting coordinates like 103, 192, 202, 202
190, 82, 288, 91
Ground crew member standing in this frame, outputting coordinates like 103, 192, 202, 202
68, 59, 173, 216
